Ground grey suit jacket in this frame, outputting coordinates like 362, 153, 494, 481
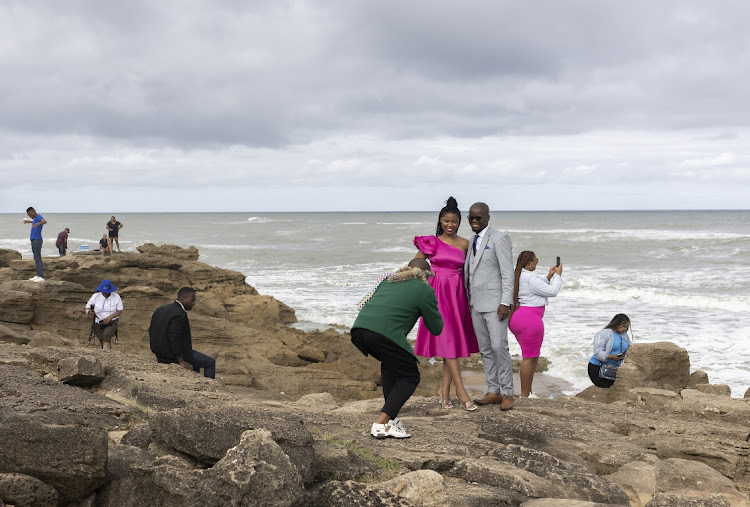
464, 226, 514, 312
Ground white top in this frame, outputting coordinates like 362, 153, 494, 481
517, 269, 562, 307
86, 292, 123, 323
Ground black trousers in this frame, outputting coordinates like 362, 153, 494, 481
588, 362, 615, 388
351, 328, 420, 419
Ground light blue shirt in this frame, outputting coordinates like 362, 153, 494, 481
590, 328, 631, 366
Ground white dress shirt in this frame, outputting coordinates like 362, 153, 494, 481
517, 269, 562, 307
86, 292, 123, 323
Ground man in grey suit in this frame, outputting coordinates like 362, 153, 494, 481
464, 202, 515, 410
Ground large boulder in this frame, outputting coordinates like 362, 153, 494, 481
0, 472, 58, 507
0, 412, 108, 504
149, 405, 316, 483
609, 342, 691, 400
99, 430, 304, 507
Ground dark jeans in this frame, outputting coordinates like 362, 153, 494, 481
588, 362, 615, 388
30, 239, 43, 277
191, 350, 216, 379
157, 350, 216, 379
56, 244, 66, 256
351, 328, 420, 419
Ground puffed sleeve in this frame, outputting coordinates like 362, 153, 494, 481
413, 235, 437, 257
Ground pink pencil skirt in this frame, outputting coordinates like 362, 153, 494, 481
509, 305, 545, 358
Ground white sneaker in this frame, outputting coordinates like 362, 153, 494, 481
389, 417, 406, 432
29, 276, 38, 280
371, 422, 388, 439
528, 393, 539, 399
30, 276, 44, 282
371, 420, 411, 439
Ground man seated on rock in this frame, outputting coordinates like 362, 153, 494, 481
351, 258, 443, 439
149, 287, 216, 379
85, 279, 123, 350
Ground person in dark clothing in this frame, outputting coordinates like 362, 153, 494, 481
148, 287, 215, 378
351, 258, 443, 439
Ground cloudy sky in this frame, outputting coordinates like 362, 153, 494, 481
1, 1, 748, 212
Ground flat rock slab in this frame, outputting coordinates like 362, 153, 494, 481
0, 363, 143, 430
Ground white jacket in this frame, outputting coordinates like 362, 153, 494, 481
516, 269, 562, 307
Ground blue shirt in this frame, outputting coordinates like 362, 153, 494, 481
30, 214, 44, 240
590, 329, 631, 366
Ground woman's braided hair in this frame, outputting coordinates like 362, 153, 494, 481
435, 196, 461, 236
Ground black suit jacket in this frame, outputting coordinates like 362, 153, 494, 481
148, 302, 194, 364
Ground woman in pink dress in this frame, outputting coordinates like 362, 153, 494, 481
414, 197, 479, 411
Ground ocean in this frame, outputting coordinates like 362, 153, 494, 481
2, 210, 749, 397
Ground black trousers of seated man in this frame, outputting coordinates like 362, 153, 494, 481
351, 328, 421, 420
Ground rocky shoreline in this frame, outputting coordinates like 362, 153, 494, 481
1, 245, 749, 506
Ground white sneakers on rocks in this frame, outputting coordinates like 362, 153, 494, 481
371, 417, 411, 439
29, 276, 44, 282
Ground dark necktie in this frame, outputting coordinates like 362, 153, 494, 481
473, 234, 479, 256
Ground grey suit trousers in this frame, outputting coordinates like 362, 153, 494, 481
470, 308, 513, 396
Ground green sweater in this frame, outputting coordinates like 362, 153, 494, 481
352, 277, 443, 358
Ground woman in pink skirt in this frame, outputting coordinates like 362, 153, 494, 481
508, 251, 563, 398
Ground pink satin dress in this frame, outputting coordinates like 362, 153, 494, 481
413, 236, 479, 359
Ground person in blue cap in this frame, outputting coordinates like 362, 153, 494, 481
85, 279, 123, 350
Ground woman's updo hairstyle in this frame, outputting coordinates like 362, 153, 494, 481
435, 196, 461, 236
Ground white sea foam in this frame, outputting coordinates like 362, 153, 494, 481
505, 228, 750, 242
373, 246, 415, 253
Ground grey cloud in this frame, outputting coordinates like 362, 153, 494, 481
3, 1, 750, 149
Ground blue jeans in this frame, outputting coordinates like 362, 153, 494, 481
191, 350, 216, 379
30, 239, 43, 277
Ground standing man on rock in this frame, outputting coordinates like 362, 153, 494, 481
85, 279, 123, 350
149, 287, 216, 379
56, 228, 70, 256
23, 206, 47, 282
464, 202, 515, 410
351, 258, 443, 439
106, 216, 123, 252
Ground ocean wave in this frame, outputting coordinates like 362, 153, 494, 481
196, 244, 271, 250
565, 286, 750, 313
376, 222, 431, 226
506, 228, 750, 242
372, 246, 416, 253
246, 217, 293, 223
